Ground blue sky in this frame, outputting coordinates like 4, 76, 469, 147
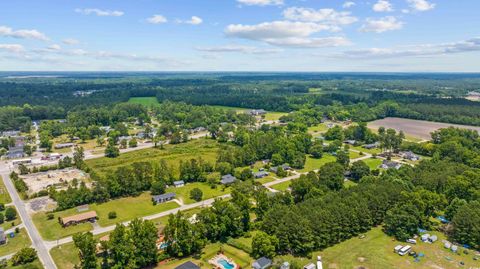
0, 0, 479, 71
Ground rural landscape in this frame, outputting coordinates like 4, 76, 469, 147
1, 0, 480, 269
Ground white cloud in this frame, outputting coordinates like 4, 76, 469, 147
407, 0, 435, 11
47, 44, 62, 51
343, 2, 356, 8
63, 38, 80, 45
225, 21, 350, 48
0, 44, 24, 53
147, 15, 168, 24
75, 8, 124, 17
177, 16, 203, 25
237, 0, 284, 6
373, 0, 394, 12
337, 37, 480, 59
0, 26, 49, 41
360, 16, 403, 33
283, 7, 358, 26
196, 44, 282, 54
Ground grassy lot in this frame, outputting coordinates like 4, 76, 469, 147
1, 206, 22, 230
278, 227, 480, 269
165, 182, 230, 204
270, 181, 291, 192
351, 145, 382, 155
0, 177, 12, 204
85, 138, 219, 177
160, 243, 253, 269
50, 241, 79, 269
298, 155, 336, 172
349, 150, 362, 159
256, 176, 276, 184
128, 97, 160, 106
264, 112, 287, 121
91, 193, 180, 226
307, 123, 328, 134
32, 208, 93, 241
6, 260, 43, 269
363, 158, 383, 170
0, 228, 31, 257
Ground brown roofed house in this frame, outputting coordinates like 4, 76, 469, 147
60, 211, 97, 227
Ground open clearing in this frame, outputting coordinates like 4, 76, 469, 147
166, 182, 230, 204
21, 168, 89, 196
368, 117, 480, 140
128, 97, 160, 106
279, 227, 480, 269
85, 138, 219, 177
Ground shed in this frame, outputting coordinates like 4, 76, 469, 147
394, 245, 403, 253
173, 180, 185, 188
220, 174, 237, 185
175, 261, 201, 269
252, 257, 272, 269
444, 242, 451, 249
55, 143, 74, 149
152, 193, 176, 204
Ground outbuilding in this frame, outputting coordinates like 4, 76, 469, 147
303, 263, 316, 269
173, 180, 185, 188
252, 257, 272, 269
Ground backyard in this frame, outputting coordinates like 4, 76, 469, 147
165, 182, 230, 204
0, 228, 31, 257
298, 155, 336, 172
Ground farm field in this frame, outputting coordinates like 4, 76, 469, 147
0, 228, 31, 257
128, 97, 160, 106
85, 138, 219, 176
368, 117, 480, 140
165, 182, 230, 204
298, 155, 336, 172
279, 227, 480, 269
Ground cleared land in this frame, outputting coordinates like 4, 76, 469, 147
368, 117, 480, 140
128, 97, 160, 106
363, 158, 383, 170
279, 227, 480, 269
20, 168, 89, 196
0, 228, 31, 257
298, 155, 336, 172
165, 182, 230, 205
85, 138, 219, 177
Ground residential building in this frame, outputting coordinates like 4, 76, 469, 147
380, 160, 402, 170
248, 109, 267, 116
363, 142, 380, 149
175, 261, 200, 269
220, 174, 237, 185
0, 228, 6, 245
152, 193, 176, 204
402, 151, 420, 161
60, 211, 97, 227
173, 180, 185, 188
7, 146, 24, 159
54, 143, 75, 149
280, 262, 290, 269
254, 171, 269, 179
252, 257, 272, 269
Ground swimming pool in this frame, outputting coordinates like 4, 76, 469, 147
217, 258, 235, 269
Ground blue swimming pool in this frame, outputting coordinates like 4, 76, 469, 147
217, 258, 235, 269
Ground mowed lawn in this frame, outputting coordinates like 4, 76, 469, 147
128, 97, 160, 106
270, 181, 291, 192
279, 227, 480, 269
307, 123, 328, 134
0, 177, 12, 204
363, 158, 383, 170
0, 228, 31, 257
85, 138, 219, 177
7, 260, 43, 269
166, 182, 230, 204
298, 155, 336, 172
264, 111, 287, 121
33, 193, 179, 240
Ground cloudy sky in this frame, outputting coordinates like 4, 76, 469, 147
0, 0, 479, 72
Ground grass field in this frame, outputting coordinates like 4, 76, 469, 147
307, 123, 328, 134
165, 182, 230, 204
128, 97, 160, 106
1, 206, 22, 230
85, 138, 219, 177
298, 155, 336, 172
7, 259, 43, 269
50, 240, 79, 269
210, 105, 249, 112
351, 145, 382, 155
279, 227, 480, 269
256, 175, 276, 184
264, 112, 287, 121
160, 243, 253, 269
0, 177, 12, 204
363, 158, 383, 170
270, 181, 291, 192
33, 193, 179, 240
349, 150, 362, 159
0, 228, 31, 257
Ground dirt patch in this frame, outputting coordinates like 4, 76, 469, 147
20, 168, 90, 195
368, 117, 480, 140
26, 196, 57, 214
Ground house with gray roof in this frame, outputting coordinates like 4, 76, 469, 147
252, 257, 272, 269
220, 174, 237, 185
254, 171, 269, 179
175, 261, 200, 269
152, 193, 176, 204
380, 160, 402, 170
7, 146, 24, 159
173, 180, 185, 188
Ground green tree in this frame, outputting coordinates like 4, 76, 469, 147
105, 139, 120, 158
5, 207, 17, 221
164, 212, 204, 257
445, 198, 467, 221
318, 162, 345, 191
350, 160, 370, 182
251, 231, 279, 259
128, 138, 138, 148
309, 143, 323, 159
73, 232, 98, 269
11, 247, 37, 265
451, 201, 480, 247
190, 188, 203, 202
336, 150, 350, 168
129, 219, 159, 268
384, 204, 422, 241
73, 146, 85, 168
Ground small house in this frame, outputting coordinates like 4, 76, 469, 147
303, 263, 316, 269
380, 160, 402, 170
152, 193, 176, 204
175, 261, 201, 269
7, 146, 24, 159
270, 164, 291, 173
220, 174, 237, 185
173, 180, 185, 188
1, 130, 20, 137
451, 245, 458, 252
344, 140, 356, 145
0, 228, 6, 245
252, 257, 272, 269
60, 211, 97, 227
402, 151, 420, 161
444, 242, 451, 249
254, 171, 269, 179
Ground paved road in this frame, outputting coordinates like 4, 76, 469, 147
1, 172, 57, 269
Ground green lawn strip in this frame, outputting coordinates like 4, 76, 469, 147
363, 158, 383, 170
210, 105, 250, 113
226, 231, 259, 254
165, 182, 230, 205
256, 176, 276, 184
1, 206, 22, 230
160, 243, 253, 269
299, 155, 336, 173
6, 259, 43, 269
307, 123, 328, 134
349, 151, 362, 159
32, 208, 93, 241
350, 145, 381, 155
263, 112, 287, 121
0, 177, 12, 204
85, 138, 219, 177
0, 228, 31, 257
91, 193, 180, 226
270, 181, 291, 192
128, 97, 159, 106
